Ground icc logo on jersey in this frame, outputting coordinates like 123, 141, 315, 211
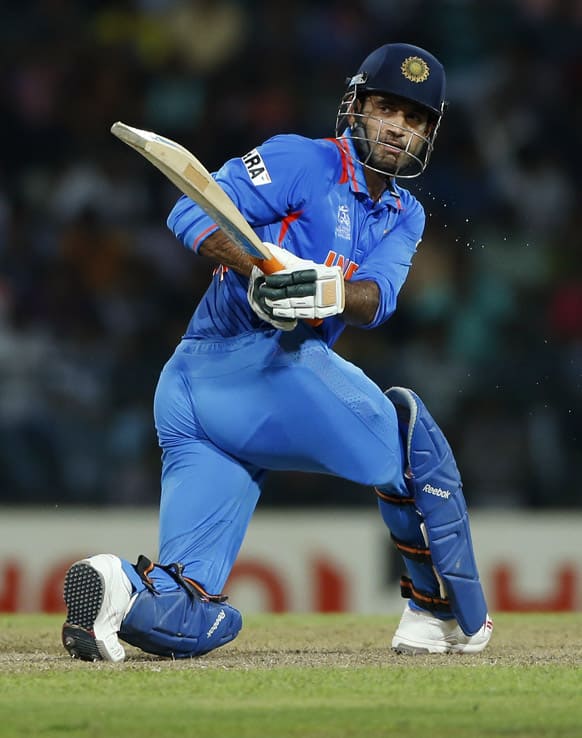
335, 204, 351, 240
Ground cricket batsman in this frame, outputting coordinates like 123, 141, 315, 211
62, 43, 493, 661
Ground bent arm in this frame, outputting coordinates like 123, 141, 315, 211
198, 230, 255, 277
343, 280, 380, 326
200, 230, 379, 327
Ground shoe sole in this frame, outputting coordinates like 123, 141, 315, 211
62, 562, 105, 662
392, 641, 446, 655
392, 638, 489, 655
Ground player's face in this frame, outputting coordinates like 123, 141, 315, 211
357, 94, 432, 174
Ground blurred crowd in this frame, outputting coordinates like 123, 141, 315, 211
0, 0, 580, 508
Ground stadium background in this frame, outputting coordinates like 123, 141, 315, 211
0, 0, 579, 521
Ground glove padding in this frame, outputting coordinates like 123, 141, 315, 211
247, 243, 344, 329
261, 265, 344, 320
248, 265, 298, 331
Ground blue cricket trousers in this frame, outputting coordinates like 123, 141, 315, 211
153, 323, 407, 593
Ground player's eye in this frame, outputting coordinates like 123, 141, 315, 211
407, 112, 426, 127
374, 98, 396, 113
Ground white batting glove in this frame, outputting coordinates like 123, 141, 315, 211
262, 263, 345, 320
247, 263, 297, 331
247, 243, 345, 327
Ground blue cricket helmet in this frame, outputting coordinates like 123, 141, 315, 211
336, 43, 447, 178
351, 43, 446, 118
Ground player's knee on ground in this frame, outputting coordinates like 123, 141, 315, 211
119, 558, 242, 658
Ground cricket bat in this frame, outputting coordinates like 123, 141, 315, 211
110, 121, 288, 275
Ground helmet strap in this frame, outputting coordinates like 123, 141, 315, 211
348, 95, 371, 160
350, 121, 371, 160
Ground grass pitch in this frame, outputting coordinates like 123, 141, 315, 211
0, 613, 581, 738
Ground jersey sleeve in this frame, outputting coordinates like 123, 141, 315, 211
166, 134, 322, 253
353, 195, 425, 329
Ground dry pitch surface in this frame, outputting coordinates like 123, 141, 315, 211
1, 611, 580, 671
0, 613, 581, 738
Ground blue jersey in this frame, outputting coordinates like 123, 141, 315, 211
143, 131, 474, 614
167, 131, 425, 347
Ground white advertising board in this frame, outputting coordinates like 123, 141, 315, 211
0, 509, 580, 614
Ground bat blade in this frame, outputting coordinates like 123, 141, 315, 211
110, 122, 323, 326
110, 121, 273, 262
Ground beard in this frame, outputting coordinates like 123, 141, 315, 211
368, 141, 404, 174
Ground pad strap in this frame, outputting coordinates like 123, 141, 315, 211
133, 555, 228, 603
375, 488, 415, 505
134, 554, 156, 593
391, 534, 432, 563
400, 575, 451, 613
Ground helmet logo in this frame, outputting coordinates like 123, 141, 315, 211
347, 72, 367, 87
401, 56, 430, 83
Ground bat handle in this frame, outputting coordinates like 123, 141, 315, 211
256, 255, 286, 275
253, 256, 323, 327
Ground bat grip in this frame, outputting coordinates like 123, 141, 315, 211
254, 256, 323, 327
257, 255, 286, 276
